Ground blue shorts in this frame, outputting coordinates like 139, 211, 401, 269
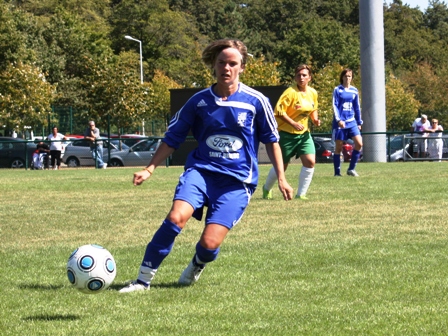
332, 124, 361, 142
173, 168, 255, 229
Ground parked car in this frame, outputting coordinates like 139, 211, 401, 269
0, 137, 35, 168
63, 139, 128, 167
100, 134, 147, 147
107, 138, 162, 167
313, 137, 336, 163
390, 137, 448, 162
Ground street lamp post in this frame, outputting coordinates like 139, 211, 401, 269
124, 35, 143, 84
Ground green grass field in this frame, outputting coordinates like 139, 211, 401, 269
1, 162, 448, 335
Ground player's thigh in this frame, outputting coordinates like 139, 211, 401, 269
279, 131, 299, 164
205, 178, 254, 230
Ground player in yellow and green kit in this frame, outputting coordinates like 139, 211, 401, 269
262, 64, 321, 199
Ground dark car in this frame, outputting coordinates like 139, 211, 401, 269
313, 137, 336, 163
0, 137, 35, 168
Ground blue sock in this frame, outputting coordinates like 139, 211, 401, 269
349, 150, 361, 171
333, 154, 341, 175
194, 242, 220, 264
141, 219, 182, 269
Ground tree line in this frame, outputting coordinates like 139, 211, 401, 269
1, 0, 447, 135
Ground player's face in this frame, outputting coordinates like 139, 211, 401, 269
295, 69, 311, 90
214, 48, 244, 87
343, 72, 353, 86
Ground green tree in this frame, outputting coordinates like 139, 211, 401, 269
312, 63, 345, 133
240, 55, 281, 87
275, 17, 360, 81
0, 61, 55, 131
385, 73, 420, 131
401, 63, 448, 127
81, 52, 150, 132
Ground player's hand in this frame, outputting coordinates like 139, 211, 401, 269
278, 181, 294, 201
133, 170, 151, 186
338, 120, 345, 129
314, 119, 321, 127
294, 122, 304, 131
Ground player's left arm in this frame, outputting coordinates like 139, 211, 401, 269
354, 91, 363, 128
310, 110, 320, 127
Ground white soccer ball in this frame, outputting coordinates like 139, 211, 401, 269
66, 244, 116, 294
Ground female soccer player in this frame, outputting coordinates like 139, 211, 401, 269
332, 69, 363, 177
262, 64, 320, 200
120, 39, 293, 293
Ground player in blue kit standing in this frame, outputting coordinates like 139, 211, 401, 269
120, 39, 294, 293
332, 68, 363, 177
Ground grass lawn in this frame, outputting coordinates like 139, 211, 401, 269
1, 162, 448, 335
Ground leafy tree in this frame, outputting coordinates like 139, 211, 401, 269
312, 63, 344, 133
424, 0, 448, 43
384, 1, 448, 71
0, 61, 55, 131
240, 55, 281, 87
110, 0, 207, 87
401, 63, 448, 127
81, 52, 150, 132
169, 0, 247, 41
275, 17, 360, 81
385, 73, 420, 131
147, 69, 181, 130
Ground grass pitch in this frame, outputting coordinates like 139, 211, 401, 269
1, 162, 448, 335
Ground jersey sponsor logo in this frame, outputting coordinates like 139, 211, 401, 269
206, 134, 243, 152
197, 99, 207, 107
237, 112, 247, 127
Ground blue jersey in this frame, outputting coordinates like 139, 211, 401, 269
332, 85, 362, 129
163, 83, 279, 186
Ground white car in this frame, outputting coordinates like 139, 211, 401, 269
107, 138, 162, 167
63, 139, 127, 167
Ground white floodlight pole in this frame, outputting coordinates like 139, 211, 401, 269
124, 35, 143, 84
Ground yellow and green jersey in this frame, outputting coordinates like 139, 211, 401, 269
274, 84, 318, 135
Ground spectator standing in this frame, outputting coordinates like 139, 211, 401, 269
119, 38, 293, 293
84, 121, 106, 169
428, 119, 444, 161
262, 64, 320, 200
47, 126, 67, 170
332, 69, 363, 177
410, 114, 431, 158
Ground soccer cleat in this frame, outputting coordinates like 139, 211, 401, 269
178, 259, 205, 286
119, 280, 149, 293
262, 185, 273, 200
295, 195, 308, 200
347, 169, 359, 177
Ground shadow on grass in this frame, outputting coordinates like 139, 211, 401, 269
19, 283, 64, 290
23, 314, 80, 321
109, 281, 187, 291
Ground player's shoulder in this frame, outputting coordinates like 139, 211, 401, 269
308, 86, 318, 95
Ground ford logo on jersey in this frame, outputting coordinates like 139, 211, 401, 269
206, 135, 243, 152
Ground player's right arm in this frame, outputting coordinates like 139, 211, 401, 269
265, 142, 293, 200
133, 142, 176, 186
